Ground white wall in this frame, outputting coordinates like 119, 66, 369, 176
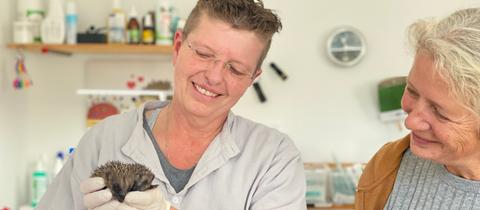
0, 0, 24, 208
2, 0, 480, 208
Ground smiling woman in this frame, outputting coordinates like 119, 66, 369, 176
355, 8, 480, 210
402, 53, 480, 172
35, 0, 307, 210
171, 13, 266, 120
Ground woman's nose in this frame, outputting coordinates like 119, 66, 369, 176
204, 61, 225, 85
404, 107, 431, 131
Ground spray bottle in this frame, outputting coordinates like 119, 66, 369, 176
31, 157, 48, 207
155, 0, 173, 45
65, 0, 77, 44
107, 0, 126, 43
52, 151, 65, 177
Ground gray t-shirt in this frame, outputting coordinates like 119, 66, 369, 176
384, 149, 480, 210
143, 108, 194, 193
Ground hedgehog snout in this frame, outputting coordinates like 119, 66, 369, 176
112, 183, 127, 202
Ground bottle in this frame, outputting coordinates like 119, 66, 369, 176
24, 0, 45, 42
107, 0, 126, 43
41, 0, 65, 44
52, 151, 65, 177
63, 147, 75, 164
31, 159, 48, 207
175, 18, 186, 33
126, 6, 141, 44
155, 0, 173, 45
142, 13, 155, 45
65, 0, 77, 44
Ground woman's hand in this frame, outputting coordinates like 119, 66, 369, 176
81, 177, 174, 210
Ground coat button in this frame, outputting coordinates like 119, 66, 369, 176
172, 196, 181, 204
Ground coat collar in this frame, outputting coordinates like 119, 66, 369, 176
357, 134, 411, 191
121, 101, 240, 192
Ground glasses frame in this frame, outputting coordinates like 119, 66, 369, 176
185, 40, 257, 81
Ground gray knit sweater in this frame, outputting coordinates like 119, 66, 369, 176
384, 149, 480, 210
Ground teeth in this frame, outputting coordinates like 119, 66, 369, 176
194, 84, 218, 97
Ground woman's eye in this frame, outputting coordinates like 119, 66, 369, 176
432, 106, 450, 121
195, 50, 213, 59
406, 87, 419, 98
229, 67, 243, 75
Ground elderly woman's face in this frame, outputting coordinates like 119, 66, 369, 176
401, 53, 480, 167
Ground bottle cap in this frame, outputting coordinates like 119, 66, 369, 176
56, 151, 65, 160
65, 0, 76, 15
112, 0, 122, 11
35, 159, 45, 172
144, 13, 153, 27
68, 147, 75, 155
176, 19, 186, 31
129, 6, 138, 18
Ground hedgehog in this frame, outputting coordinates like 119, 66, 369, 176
91, 161, 157, 202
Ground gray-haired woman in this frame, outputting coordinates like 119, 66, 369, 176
356, 8, 480, 210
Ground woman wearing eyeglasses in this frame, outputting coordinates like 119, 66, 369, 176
37, 0, 306, 210
355, 8, 480, 210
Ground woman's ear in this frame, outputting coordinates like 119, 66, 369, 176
172, 31, 184, 65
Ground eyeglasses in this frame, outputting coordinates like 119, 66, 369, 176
185, 40, 256, 80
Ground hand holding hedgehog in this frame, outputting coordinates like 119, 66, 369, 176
80, 161, 171, 210
123, 188, 171, 210
81, 176, 118, 209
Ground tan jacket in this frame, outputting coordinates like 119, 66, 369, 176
354, 135, 410, 210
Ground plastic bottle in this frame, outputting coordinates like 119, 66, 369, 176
155, 0, 173, 45
142, 13, 155, 45
31, 159, 48, 207
107, 0, 126, 43
24, 0, 45, 42
41, 0, 65, 44
65, 0, 77, 44
126, 6, 141, 45
52, 151, 65, 177
64, 147, 75, 163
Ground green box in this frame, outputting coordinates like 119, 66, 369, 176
378, 77, 406, 112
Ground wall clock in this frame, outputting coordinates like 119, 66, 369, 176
326, 26, 366, 67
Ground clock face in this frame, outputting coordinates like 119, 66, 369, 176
326, 27, 366, 67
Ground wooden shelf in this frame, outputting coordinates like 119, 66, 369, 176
76, 89, 172, 101
7, 43, 173, 55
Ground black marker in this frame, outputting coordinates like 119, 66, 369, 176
253, 82, 266, 103
270, 62, 288, 81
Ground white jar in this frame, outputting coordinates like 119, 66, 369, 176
13, 20, 34, 44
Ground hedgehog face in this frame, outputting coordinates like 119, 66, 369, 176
106, 173, 133, 202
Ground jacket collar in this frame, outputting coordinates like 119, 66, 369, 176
121, 101, 240, 191
121, 101, 169, 182
357, 134, 411, 190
